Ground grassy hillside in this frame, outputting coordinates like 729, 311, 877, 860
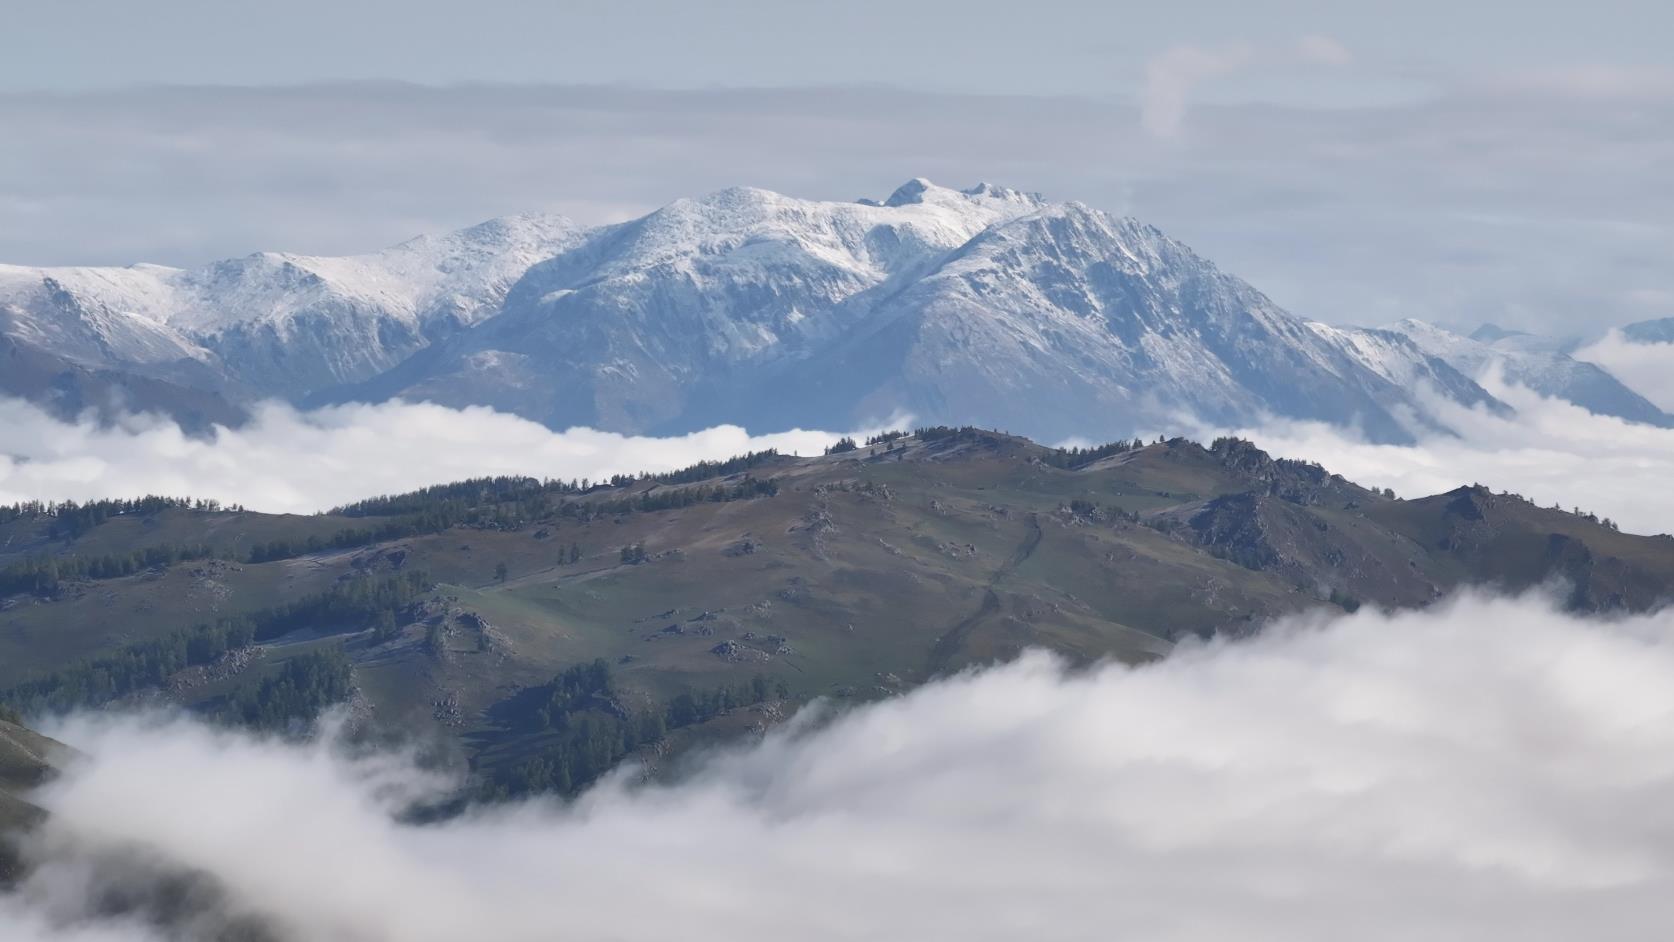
2, 428, 1669, 796
0, 715, 63, 882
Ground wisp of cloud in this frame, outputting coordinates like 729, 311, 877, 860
6, 592, 1674, 940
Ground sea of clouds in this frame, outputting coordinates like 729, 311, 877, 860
1575, 332, 1674, 413
8, 352, 1674, 531
8, 343, 1674, 939
9, 594, 1674, 940
0, 397, 852, 514
1209, 373, 1674, 535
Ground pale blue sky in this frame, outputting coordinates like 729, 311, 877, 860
3, 0, 1671, 333
5, 0, 1669, 100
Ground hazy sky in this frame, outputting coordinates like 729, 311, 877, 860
3, 0, 1671, 333
6, 0, 1670, 98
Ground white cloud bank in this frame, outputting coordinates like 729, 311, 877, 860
1206, 376, 1674, 535
11, 370, 1674, 535
1574, 331, 1674, 413
0, 397, 852, 514
9, 593, 1674, 940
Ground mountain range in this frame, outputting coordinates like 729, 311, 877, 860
2, 179, 1668, 439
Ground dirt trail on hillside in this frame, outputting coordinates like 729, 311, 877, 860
924, 513, 1041, 675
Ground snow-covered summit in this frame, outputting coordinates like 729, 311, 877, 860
7, 178, 1658, 441
0, 212, 586, 398
1325, 318, 1674, 427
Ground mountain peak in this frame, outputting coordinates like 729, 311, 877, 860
884, 177, 938, 206
882, 178, 1044, 211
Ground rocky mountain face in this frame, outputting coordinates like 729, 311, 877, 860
331, 181, 1501, 442
0, 213, 583, 404
1356, 319, 1674, 426
1623, 316, 1674, 345
1, 179, 1662, 439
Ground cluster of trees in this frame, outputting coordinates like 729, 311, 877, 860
247, 517, 441, 563
865, 431, 908, 446
619, 544, 648, 565
1042, 438, 1148, 469
0, 571, 429, 715
643, 450, 782, 486
332, 450, 786, 523
230, 649, 353, 730
523, 659, 617, 731
825, 437, 859, 454
0, 619, 258, 715
912, 425, 1017, 447
490, 664, 788, 799
333, 476, 567, 518
665, 674, 786, 727
0, 496, 240, 538
0, 543, 220, 597
579, 477, 780, 520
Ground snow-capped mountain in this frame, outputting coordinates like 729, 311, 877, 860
8, 177, 1645, 442
1364, 319, 1673, 426
326, 180, 1501, 442
1622, 316, 1674, 345
0, 214, 584, 402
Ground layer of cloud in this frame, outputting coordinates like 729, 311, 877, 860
1141, 36, 1353, 138
11, 365, 1674, 534
1573, 332, 1674, 412
3, 81, 1673, 335
0, 397, 851, 514
7, 593, 1674, 940
1210, 375, 1674, 534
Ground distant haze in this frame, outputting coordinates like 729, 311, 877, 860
7, 370, 1674, 533
2, 79, 1672, 335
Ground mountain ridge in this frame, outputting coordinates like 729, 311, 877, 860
2, 428, 1669, 803
3, 179, 1661, 440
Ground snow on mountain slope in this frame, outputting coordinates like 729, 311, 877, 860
338, 181, 1053, 430
1622, 316, 1674, 345
3, 179, 1555, 442
777, 202, 1500, 442
339, 183, 1499, 442
1368, 319, 1673, 426
0, 214, 585, 402
0, 264, 207, 366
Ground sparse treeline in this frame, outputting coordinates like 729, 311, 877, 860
912, 424, 1150, 469
644, 449, 783, 485
0, 544, 220, 597
2, 478, 781, 591
0, 496, 240, 537
1041, 438, 1148, 469
331, 450, 786, 519
0, 571, 430, 716
490, 661, 788, 799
